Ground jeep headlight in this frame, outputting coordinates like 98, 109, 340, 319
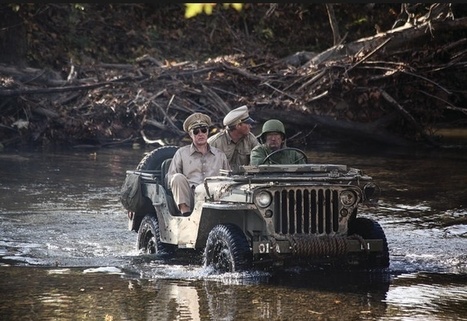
255, 191, 272, 208
364, 182, 380, 203
340, 190, 357, 206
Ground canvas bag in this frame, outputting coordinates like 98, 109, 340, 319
120, 172, 144, 212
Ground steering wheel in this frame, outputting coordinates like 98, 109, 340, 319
261, 147, 308, 165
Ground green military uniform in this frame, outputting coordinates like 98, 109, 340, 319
250, 119, 307, 165
250, 144, 306, 165
208, 130, 259, 169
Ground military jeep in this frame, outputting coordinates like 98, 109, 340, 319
121, 146, 389, 273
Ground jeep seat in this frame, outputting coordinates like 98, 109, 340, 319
160, 158, 172, 190
160, 158, 181, 216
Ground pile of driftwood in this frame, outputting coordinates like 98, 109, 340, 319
0, 5, 466, 149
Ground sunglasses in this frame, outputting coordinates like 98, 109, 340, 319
192, 127, 208, 135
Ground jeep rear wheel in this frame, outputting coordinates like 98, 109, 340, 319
136, 145, 178, 170
348, 217, 390, 269
137, 214, 175, 256
204, 224, 252, 273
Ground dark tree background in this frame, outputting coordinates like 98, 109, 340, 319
1, 4, 403, 66
1, 3, 466, 149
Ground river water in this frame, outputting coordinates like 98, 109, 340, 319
0, 144, 466, 321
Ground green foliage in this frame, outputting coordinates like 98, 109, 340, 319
10, 4, 20, 12
256, 27, 274, 40
73, 3, 85, 11
184, 3, 243, 19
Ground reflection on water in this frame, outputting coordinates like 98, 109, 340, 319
0, 145, 466, 320
0, 266, 465, 321
0, 266, 391, 321
383, 273, 467, 321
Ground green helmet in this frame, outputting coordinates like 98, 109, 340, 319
260, 119, 286, 138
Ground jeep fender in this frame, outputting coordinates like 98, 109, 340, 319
194, 203, 265, 249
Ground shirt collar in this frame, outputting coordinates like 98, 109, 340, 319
190, 143, 214, 155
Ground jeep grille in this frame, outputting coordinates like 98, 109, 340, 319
273, 188, 340, 235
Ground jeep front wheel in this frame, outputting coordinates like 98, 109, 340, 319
348, 217, 390, 269
137, 214, 174, 256
204, 224, 252, 273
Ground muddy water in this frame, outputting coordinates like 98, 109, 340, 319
0, 145, 466, 321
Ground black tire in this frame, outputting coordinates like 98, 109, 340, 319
132, 145, 178, 227
136, 145, 179, 170
261, 147, 308, 164
204, 224, 252, 273
348, 217, 390, 269
136, 214, 175, 256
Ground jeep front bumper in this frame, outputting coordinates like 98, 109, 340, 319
253, 236, 384, 257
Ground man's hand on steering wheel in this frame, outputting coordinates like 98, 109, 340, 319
261, 147, 308, 164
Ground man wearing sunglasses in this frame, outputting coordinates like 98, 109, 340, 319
208, 105, 259, 170
167, 112, 230, 216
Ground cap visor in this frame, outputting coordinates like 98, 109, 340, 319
242, 117, 256, 124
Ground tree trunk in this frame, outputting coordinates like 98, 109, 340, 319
0, 6, 27, 66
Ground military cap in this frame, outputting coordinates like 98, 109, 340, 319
223, 105, 256, 127
183, 112, 211, 133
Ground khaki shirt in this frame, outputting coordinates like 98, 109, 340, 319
167, 144, 230, 187
250, 144, 307, 165
208, 130, 259, 169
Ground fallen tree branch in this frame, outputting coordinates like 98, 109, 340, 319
419, 90, 467, 115
150, 100, 181, 133
202, 85, 232, 115
221, 61, 268, 81
346, 37, 392, 73
380, 89, 438, 146
255, 107, 413, 147
304, 17, 467, 68
262, 82, 298, 100
0, 76, 147, 97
